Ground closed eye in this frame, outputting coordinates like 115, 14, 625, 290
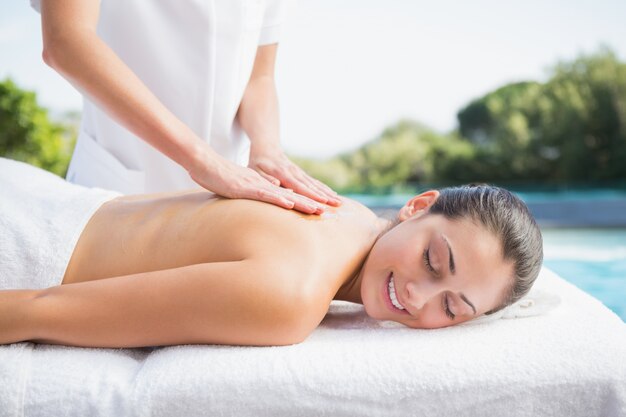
422, 249, 436, 274
444, 294, 456, 320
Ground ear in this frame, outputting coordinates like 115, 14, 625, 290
398, 190, 440, 222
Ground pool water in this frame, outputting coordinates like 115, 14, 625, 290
347, 188, 626, 207
541, 228, 626, 322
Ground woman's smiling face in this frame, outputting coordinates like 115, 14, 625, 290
360, 191, 514, 329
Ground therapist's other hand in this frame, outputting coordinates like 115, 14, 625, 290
248, 148, 342, 207
189, 157, 327, 215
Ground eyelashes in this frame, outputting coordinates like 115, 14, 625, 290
444, 295, 456, 320
422, 249, 436, 273
424, 248, 456, 320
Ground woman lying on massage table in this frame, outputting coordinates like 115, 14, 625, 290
0, 158, 543, 348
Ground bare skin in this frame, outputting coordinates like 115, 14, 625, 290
0, 190, 517, 348
2, 191, 382, 348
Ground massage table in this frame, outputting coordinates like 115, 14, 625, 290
1, 267, 625, 417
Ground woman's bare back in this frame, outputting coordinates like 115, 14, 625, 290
62, 190, 381, 302
2, 190, 384, 348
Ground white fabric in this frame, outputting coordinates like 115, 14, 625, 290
0, 157, 121, 290
1, 267, 624, 417
29, 0, 287, 194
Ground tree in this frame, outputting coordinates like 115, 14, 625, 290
456, 47, 626, 182
0, 78, 74, 177
298, 48, 626, 192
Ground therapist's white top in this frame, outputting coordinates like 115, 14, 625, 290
30, 0, 286, 194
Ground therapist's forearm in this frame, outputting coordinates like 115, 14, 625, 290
42, 29, 216, 172
237, 75, 282, 155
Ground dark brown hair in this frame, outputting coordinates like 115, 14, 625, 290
428, 184, 543, 314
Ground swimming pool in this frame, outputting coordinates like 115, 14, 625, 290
348, 187, 626, 207
541, 228, 626, 322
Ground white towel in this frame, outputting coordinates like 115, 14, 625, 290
0, 157, 121, 289
1, 267, 624, 417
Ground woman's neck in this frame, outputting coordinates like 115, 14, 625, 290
333, 215, 394, 304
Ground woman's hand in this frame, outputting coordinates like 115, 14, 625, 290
248, 148, 342, 207
188, 152, 330, 215
236, 44, 341, 209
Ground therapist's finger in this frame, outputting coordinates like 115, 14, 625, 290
238, 162, 324, 214
293, 176, 330, 205
281, 163, 340, 206
253, 184, 324, 215
311, 176, 341, 201
253, 161, 326, 203
275, 173, 322, 204
192, 160, 323, 214
268, 165, 323, 199
297, 171, 341, 206
253, 188, 295, 210
278, 169, 339, 207
255, 168, 314, 202
277, 184, 326, 214
237, 170, 324, 214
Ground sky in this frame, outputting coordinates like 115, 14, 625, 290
1, 0, 626, 158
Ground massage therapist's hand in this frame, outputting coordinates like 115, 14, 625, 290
248, 147, 342, 208
188, 152, 328, 215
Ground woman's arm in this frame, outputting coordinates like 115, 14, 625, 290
39, 0, 324, 214
5, 260, 319, 348
240, 45, 341, 206
237, 45, 281, 163
40, 0, 209, 173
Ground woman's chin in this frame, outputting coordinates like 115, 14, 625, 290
362, 299, 384, 321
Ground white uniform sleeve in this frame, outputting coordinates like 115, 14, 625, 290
29, 0, 42, 13
258, 0, 287, 45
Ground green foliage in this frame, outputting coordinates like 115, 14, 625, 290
295, 47, 626, 192
456, 47, 626, 182
0, 78, 74, 177
293, 121, 472, 192
4, 47, 625, 192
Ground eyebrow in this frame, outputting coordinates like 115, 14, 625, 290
460, 293, 477, 315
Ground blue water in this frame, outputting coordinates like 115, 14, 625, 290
347, 188, 626, 207
541, 228, 626, 322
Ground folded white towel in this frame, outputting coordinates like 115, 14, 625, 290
460, 287, 562, 325
1, 267, 624, 417
0, 157, 120, 290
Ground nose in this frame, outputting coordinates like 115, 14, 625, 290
405, 280, 439, 311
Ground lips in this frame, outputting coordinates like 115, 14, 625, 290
382, 272, 410, 315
